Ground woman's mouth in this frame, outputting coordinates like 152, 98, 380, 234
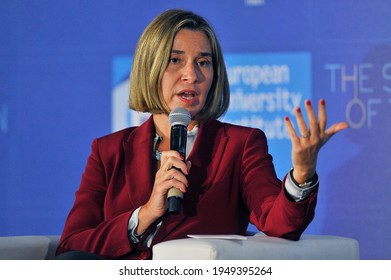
179, 92, 195, 100
177, 91, 198, 104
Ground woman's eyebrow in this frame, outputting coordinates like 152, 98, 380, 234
171, 49, 212, 57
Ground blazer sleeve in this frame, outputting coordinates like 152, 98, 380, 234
56, 138, 138, 259
240, 128, 318, 240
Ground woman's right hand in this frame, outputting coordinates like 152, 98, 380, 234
136, 151, 191, 235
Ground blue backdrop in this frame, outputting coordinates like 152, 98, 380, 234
1, 0, 390, 260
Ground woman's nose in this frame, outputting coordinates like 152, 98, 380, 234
181, 62, 198, 83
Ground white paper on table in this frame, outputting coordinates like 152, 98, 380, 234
187, 234, 247, 240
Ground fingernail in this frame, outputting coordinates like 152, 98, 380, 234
284, 116, 290, 121
320, 99, 325, 106
305, 100, 311, 106
296, 107, 301, 113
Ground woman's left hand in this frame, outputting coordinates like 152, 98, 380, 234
284, 99, 349, 184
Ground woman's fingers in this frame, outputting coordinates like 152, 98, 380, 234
304, 99, 320, 140
323, 122, 349, 144
160, 151, 189, 175
318, 99, 327, 134
155, 151, 191, 194
294, 106, 310, 139
284, 115, 299, 143
284, 98, 349, 183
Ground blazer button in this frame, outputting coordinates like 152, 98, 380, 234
139, 251, 149, 260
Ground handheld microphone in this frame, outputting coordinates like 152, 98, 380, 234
167, 107, 191, 214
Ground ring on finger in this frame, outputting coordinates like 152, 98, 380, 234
300, 132, 310, 139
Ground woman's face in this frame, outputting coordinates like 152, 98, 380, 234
161, 29, 214, 118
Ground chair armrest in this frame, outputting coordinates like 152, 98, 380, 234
152, 234, 359, 260
0, 235, 60, 260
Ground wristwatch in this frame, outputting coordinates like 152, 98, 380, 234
289, 168, 318, 188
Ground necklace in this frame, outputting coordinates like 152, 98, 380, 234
152, 133, 163, 161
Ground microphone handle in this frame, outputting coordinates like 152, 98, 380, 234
168, 125, 187, 214
170, 125, 187, 158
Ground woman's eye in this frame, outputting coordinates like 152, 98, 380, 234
198, 59, 211, 67
169, 57, 180, 64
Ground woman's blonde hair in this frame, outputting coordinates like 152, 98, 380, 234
129, 9, 230, 121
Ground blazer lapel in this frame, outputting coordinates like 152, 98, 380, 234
185, 120, 229, 213
152, 120, 229, 245
123, 117, 156, 209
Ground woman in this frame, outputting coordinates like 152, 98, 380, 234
56, 9, 348, 260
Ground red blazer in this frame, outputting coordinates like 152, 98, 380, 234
57, 117, 318, 259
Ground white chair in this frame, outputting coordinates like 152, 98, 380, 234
0, 235, 60, 260
0, 233, 359, 260
152, 233, 360, 260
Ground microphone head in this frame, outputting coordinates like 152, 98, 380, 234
169, 107, 191, 127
